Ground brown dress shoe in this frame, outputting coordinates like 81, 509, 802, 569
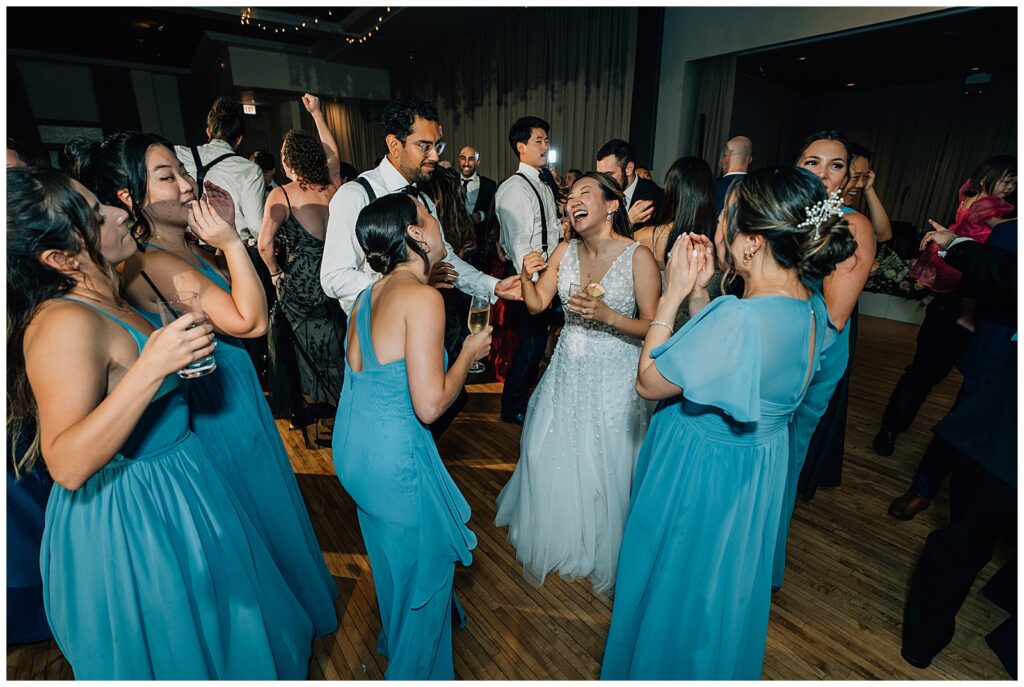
888, 490, 931, 520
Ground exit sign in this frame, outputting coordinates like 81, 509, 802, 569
243, 104, 257, 115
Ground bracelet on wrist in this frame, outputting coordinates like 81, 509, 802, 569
648, 320, 674, 334
270, 270, 284, 277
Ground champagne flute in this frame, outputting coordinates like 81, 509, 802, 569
467, 295, 490, 374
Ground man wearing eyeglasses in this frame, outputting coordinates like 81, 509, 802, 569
321, 96, 522, 316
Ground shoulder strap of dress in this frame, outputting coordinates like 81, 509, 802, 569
55, 297, 147, 350
280, 186, 293, 217
354, 287, 380, 368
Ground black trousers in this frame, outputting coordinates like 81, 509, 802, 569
500, 297, 559, 420
881, 295, 971, 432
902, 453, 1016, 673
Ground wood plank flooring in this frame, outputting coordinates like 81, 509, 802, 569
7, 314, 1011, 680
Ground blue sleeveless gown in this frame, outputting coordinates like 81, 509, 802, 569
333, 286, 476, 680
601, 295, 819, 680
40, 300, 314, 679
138, 245, 339, 634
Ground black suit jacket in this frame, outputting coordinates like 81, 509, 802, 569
630, 177, 663, 210
715, 173, 746, 213
471, 175, 497, 224
934, 230, 1017, 488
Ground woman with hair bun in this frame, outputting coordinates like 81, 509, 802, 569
602, 166, 856, 679
332, 192, 491, 679
7, 167, 313, 678
258, 93, 346, 435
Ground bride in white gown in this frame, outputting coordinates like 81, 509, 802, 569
495, 172, 661, 594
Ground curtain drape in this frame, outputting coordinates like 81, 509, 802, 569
690, 54, 737, 170
390, 7, 638, 182
321, 99, 386, 173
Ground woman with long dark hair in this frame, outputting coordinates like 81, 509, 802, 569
771, 130, 875, 591
65, 132, 339, 636
258, 94, 346, 438
8, 166, 314, 678
494, 172, 661, 594
602, 166, 856, 679
333, 193, 491, 679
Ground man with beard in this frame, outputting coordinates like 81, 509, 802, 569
458, 145, 499, 271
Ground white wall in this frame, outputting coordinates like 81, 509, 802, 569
228, 46, 390, 101
653, 6, 944, 177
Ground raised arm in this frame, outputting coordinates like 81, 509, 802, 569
862, 171, 893, 242
26, 304, 214, 490
520, 240, 568, 314
257, 186, 288, 285
404, 286, 492, 424
302, 93, 342, 187
823, 210, 875, 331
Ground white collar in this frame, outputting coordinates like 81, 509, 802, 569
462, 172, 479, 183
516, 162, 542, 181
624, 175, 639, 199
378, 156, 414, 192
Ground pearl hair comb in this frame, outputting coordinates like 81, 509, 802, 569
798, 190, 844, 240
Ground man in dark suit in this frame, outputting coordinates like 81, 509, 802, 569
901, 221, 1017, 677
714, 135, 752, 213
595, 139, 663, 227
458, 145, 499, 271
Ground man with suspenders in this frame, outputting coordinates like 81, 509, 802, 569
320, 96, 522, 436
494, 116, 564, 425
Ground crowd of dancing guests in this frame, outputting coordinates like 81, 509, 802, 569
6, 89, 1015, 680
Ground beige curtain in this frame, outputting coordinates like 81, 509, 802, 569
321, 99, 386, 173
690, 54, 737, 170
391, 7, 637, 181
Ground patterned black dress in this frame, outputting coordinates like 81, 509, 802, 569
268, 189, 345, 413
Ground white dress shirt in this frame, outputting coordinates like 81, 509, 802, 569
175, 139, 266, 243
461, 173, 480, 216
623, 175, 639, 208
321, 157, 500, 314
495, 163, 562, 278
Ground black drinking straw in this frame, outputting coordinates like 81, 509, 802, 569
139, 270, 180, 319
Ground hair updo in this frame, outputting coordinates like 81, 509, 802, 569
356, 193, 429, 275
723, 166, 858, 282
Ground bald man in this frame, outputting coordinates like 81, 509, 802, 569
458, 145, 499, 270
715, 135, 753, 213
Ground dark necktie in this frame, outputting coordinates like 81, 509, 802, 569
461, 177, 470, 189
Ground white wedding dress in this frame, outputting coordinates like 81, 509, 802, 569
495, 239, 654, 594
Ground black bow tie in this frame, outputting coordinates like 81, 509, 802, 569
401, 183, 421, 197
538, 167, 555, 186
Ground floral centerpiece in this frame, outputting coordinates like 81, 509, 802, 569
864, 243, 929, 300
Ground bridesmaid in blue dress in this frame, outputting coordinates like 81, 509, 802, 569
7, 166, 313, 678
601, 167, 857, 679
772, 131, 876, 589
65, 134, 339, 635
333, 193, 491, 679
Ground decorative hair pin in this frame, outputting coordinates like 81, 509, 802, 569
798, 190, 844, 239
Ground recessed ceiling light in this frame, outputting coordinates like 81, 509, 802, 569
798, 56, 807, 61
971, 66, 980, 71
846, 82, 856, 87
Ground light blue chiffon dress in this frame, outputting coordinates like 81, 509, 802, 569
40, 300, 314, 679
601, 294, 819, 680
139, 245, 338, 634
333, 286, 476, 680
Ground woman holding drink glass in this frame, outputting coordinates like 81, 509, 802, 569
494, 172, 661, 594
66, 134, 339, 636
333, 194, 490, 678
7, 166, 314, 678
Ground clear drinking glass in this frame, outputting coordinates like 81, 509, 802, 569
569, 282, 584, 314
157, 291, 217, 379
467, 295, 490, 374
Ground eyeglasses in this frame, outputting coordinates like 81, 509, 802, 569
404, 139, 446, 157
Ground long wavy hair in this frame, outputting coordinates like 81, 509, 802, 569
7, 166, 116, 476
281, 129, 332, 190
423, 166, 475, 255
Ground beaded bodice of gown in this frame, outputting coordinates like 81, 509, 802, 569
558, 239, 641, 343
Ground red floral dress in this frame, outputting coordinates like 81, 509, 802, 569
909, 181, 1014, 292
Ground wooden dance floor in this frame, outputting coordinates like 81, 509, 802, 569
8, 314, 1011, 680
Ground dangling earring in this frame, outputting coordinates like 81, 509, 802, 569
417, 239, 430, 254
742, 249, 754, 266
605, 212, 613, 221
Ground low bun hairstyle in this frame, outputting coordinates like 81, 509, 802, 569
723, 166, 858, 283
356, 193, 430, 275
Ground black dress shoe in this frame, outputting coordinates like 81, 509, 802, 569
900, 648, 932, 669
872, 427, 898, 456
501, 412, 525, 426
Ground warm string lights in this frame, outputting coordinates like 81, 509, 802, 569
238, 6, 393, 42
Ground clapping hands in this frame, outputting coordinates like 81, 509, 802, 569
664, 233, 714, 302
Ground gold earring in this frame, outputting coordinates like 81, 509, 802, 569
742, 249, 754, 266
417, 239, 430, 254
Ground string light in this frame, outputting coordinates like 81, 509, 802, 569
237, 6, 395, 44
